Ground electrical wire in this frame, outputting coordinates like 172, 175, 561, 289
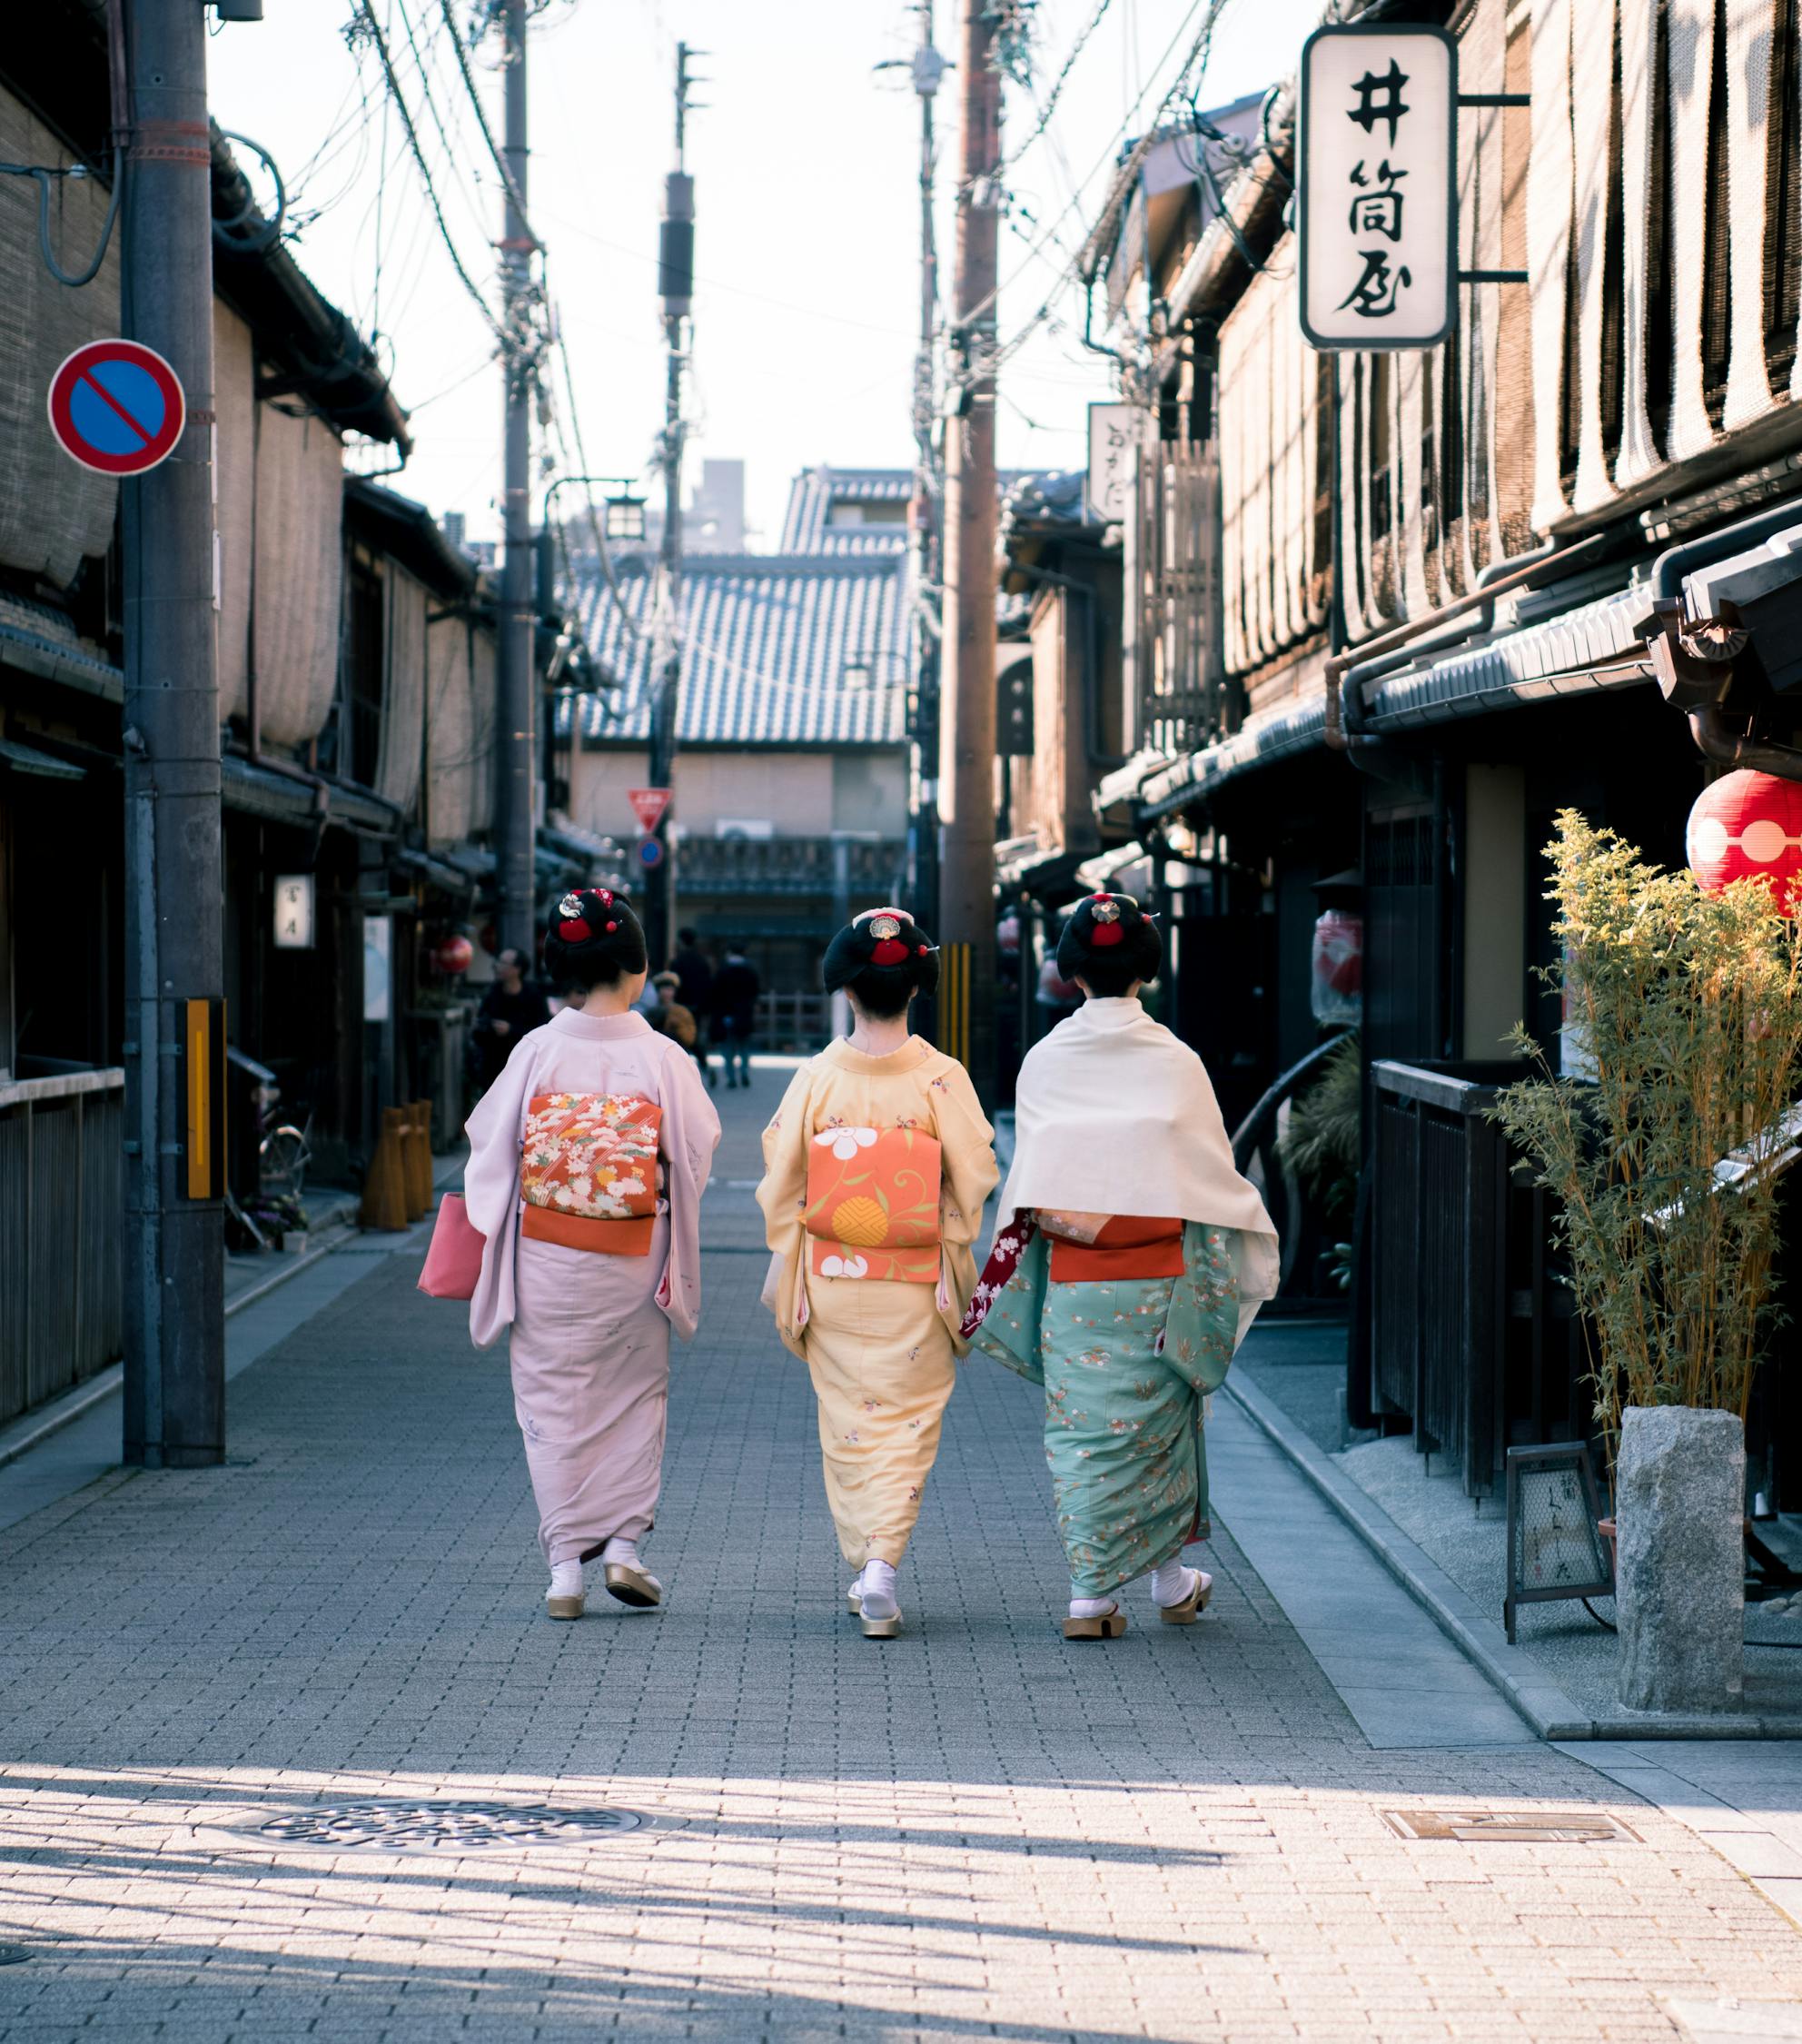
353, 0, 507, 343
1, 159, 123, 288
437, 0, 541, 249
991, 0, 1115, 182
955, 0, 1223, 350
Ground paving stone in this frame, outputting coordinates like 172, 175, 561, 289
0, 1086, 1800, 2039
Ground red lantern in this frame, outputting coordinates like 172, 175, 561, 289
432, 934, 474, 975
1686, 770, 1802, 913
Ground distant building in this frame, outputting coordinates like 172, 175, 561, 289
557, 466, 914, 1003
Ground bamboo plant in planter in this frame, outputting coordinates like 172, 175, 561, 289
1493, 811, 1802, 1713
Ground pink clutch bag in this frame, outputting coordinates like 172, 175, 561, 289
418, 1193, 484, 1299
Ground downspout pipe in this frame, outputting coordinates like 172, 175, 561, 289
1324, 532, 1608, 768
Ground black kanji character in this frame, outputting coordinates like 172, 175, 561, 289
1348, 159, 1407, 242
1337, 249, 1411, 319
1347, 60, 1411, 146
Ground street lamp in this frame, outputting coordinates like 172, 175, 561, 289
604, 492, 648, 543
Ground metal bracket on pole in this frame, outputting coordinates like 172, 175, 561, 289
1458, 93, 1530, 108
1460, 269, 1530, 284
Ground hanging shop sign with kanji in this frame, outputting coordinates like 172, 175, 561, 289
1298, 25, 1458, 352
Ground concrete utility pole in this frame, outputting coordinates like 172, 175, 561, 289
906, 5, 946, 948
121, 0, 224, 1466
496, 0, 536, 956
939, 0, 1001, 1100
646, 42, 699, 970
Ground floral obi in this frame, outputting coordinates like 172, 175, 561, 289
803, 1124, 942, 1283
520, 1092, 660, 1256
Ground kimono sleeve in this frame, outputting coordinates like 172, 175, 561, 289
755, 1063, 815, 1355
1158, 1222, 1242, 1394
655, 1039, 722, 1342
929, 1057, 998, 1248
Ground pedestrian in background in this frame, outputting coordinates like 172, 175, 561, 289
757, 908, 997, 1639
462, 889, 721, 1621
964, 894, 1278, 1642
710, 944, 761, 1089
669, 927, 716, 1089
650, 970, 698, 1052
473, 948, 550, 1092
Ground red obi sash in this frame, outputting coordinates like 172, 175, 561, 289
520, 1092, 660, 1255
803, 1124, 942, 1283
1042, 1213, 1184, 1283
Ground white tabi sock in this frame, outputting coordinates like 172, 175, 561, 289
1068, 1593, 1116, 1619
548, 1560, 582, 1599
600, 1536, 640, 1569
860, 1558, 898, 1617
1150, 1559, 1205, 1607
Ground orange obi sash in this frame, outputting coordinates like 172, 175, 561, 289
520, 1091, 660, 1255
803, 1124, 943, 1283
1043, 1213, 1184, 1284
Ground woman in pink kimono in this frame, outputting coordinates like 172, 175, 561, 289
464, 889, 720, 1620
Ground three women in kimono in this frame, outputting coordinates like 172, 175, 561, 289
757, 908, 997, 1638
464, 888, 720, 1620
964, 892, 1279, 1640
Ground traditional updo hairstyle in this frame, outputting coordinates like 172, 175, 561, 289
1054, 891, 1162, 997
541, 886, 649, 994
823, 905, 940, 1020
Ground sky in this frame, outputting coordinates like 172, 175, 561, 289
207, 0, 1324, 551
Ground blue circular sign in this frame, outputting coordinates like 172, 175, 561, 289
638, 836, 664, 868
48, 341, 185, 476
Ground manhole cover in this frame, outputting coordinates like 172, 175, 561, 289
0, 1947, 32, 1966
239, 1800, 645, 1851
1383, 1808, 1639, 1844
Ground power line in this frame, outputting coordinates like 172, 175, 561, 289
986, 0, 1243, 372
437, 0, 543, 249
992, 0, 1114, 181
353, 0, 507, 343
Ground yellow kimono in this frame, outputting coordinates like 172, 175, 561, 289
758, 1037, 997, 1571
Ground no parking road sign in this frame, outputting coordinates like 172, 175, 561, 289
48, 340, 186, 477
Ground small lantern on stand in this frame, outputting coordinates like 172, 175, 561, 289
431, 933, 474, 977
1686, 769, 1802, 912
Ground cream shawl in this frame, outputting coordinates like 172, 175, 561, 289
995, 996, 1280, 1338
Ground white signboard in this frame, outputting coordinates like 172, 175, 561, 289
1085, 402, 1137, 524
272, 873, 314, 950
362, 915, 391, 1024
1299, 25, 1457, 352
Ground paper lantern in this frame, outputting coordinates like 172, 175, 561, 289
432, 934, 474, 975
1686, 770, 1802, 912
1311, 908, 1362, 1026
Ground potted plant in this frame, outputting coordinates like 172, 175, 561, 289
1493, 811, 1802, 1713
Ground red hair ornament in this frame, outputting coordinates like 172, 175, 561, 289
1087, 895, 1125, 948
559, 918, 591, 942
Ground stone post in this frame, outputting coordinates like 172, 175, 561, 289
1615, 1404, 1744, 1714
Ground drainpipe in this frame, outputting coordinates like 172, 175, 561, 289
1645, 499, 1802, 783
1324, 531, 1608, 768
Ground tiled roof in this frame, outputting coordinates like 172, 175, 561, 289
778, 467, 914, 554
563, 551, 909, 748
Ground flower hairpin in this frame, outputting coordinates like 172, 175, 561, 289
557, 891, 583, 919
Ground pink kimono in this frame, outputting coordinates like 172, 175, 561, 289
463, 1008, 721, 1565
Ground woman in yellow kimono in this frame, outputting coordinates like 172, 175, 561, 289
757, 908, 997, 1638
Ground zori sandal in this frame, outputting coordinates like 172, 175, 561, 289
1158, 1568, 1213, 1626
604, 1563, 663, 1609
1063, 1603, 1127, 1641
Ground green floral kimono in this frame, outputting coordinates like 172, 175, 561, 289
971, 1222, 1241, 1597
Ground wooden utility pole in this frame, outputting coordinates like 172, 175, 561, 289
122, 0, 225, 1466
938, 0, 1001, 1100
906, 4, 945, 952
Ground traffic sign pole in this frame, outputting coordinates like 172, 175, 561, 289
120, 0, 225, 1468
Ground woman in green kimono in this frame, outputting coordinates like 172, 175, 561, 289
964, 893, 1279, 1640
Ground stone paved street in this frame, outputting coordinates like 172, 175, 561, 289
3, 1073, 1802, 2041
